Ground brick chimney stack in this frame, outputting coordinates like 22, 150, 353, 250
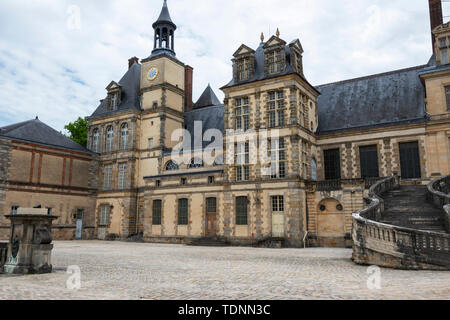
429, 0, 443, 54
184, 65, 194, 111
128, 56, 139, 69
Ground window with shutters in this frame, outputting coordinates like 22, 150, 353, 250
236, 197, 248, 225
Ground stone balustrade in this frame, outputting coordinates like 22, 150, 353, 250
427, 175, 450, 232
352, 176, 450, 270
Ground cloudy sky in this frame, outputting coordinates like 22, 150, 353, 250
0, 0, 447, 132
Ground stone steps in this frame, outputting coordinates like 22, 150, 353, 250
381, 185, 447, 234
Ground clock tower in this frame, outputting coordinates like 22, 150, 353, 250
138, 0, 193, 180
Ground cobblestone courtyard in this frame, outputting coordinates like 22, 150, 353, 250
0, 241, 449, 300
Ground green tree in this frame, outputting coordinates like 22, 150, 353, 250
65, 117, 88, 147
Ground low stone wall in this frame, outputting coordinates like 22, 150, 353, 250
352, 176, 450, 270
0, 225, 96, 241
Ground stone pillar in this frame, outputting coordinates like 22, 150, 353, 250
3, 208, 57, 274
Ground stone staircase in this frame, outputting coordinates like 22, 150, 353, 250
187, 236, 231, 247
381, 185, 447, 233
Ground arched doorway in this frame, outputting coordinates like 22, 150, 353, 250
317, 198, 345, 247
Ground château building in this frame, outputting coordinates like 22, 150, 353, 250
1, 0, 450, 248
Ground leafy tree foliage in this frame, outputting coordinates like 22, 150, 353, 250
65, 117, 88, 147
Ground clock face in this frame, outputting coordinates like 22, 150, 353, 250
147, 67, 159, 81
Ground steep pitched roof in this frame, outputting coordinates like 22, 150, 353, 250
0, 118, 92, 154
193, 85, 222, 109
153, 0, 176, 28
90, 61, 142, 119
184, 104, 224, 150
316, 65, 428, 134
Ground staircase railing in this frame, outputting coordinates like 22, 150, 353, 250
427, 175, 450, 233
352, 176, 450, 270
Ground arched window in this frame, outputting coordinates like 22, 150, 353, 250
106, 126, 114, 152
165, 161, 179, 171
311, 158, 317, 181
92, 129, 100, 153
120, 123, 129, 150
189, 158, 204, 168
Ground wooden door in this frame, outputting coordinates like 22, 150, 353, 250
399, 142, 421, 179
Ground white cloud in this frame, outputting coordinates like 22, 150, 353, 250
0, 0, 437, 131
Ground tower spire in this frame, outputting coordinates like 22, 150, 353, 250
152, 0, 177, 56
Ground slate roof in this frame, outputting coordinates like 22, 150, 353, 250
316, 65, 429, 134
193, 84, 222, 109
153, 0, 176, 28
90, 61, 142, 119
0, 118, 93, 154
184, 97, 224, 149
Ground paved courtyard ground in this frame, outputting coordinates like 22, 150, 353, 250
0, 241, 449, 300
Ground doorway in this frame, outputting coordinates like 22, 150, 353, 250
399, 142, 421, 179
206, 198, 217, 237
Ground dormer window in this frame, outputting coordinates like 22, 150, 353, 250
438, 37, 450, 65
106, 81, 121, 111
111, 93, 119, 110
237, 58, 252, 81
267, 50, 284, 74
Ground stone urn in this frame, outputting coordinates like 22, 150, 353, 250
3, 208, 58, 274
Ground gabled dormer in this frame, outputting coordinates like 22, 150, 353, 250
105, 81, 121, 111
232, 44, 255, 82
263, 35, 286, 76
289, 39, 304, 76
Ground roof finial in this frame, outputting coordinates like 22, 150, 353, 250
260, 32, 265, 42
276, 28, 280, 38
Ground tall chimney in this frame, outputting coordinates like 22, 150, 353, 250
184, 65, 194, 111
429, 0, 443, 54
128, 56, 139, 69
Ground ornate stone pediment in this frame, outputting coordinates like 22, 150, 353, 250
106, 81, 121, 92
233, 44, 255, 58
289, 39, 304, 54
263, 35, 286, 49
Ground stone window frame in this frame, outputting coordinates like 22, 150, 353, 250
120, 123, 129, 151
152, 199, 162, 226
322, 147, 342, 181
438, 36, 450, 65
268, 91, 286, 128
117, 162, 128, 190
177, 198, 189, 226
103, 164, 113, 191
271, 195, 284, 212
358, 144, 381, 179
165, 160, 179, 171
99, 204, 111, 227
444, 85, 450, 111
266, 49, 284, 75
268, 137, 287, 179
235, 141, 250, 182
92, 128, 100, 153
206, 197, 217, 214
236, 57, 252, 81
105, 126, 114, 153
234, 97, 251, 131
235, 196, 249, 226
